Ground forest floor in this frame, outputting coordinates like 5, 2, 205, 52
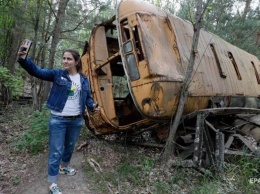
0, 102, 95, 194
12, 151, 93, 194
0, 102, 260, 194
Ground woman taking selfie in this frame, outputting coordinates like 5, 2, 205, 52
17, 48, 98, 194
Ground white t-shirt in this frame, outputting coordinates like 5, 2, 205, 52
51, 73, 81, 116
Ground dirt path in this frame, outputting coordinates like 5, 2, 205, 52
13, 151, 94, 194
0, 103, 96, 194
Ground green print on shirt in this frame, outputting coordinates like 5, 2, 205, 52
69, 85, 76, 96
68, 82, 80, 100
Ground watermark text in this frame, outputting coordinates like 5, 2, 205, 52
249, 178, 260, 184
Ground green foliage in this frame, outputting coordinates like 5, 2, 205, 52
177, 0, 196, 24
15, 107, 49, 155
0, 1, 14, 58
11, 176, 21, 185
0, 66, 23, 98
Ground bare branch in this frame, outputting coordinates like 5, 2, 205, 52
47, 0, 57, 19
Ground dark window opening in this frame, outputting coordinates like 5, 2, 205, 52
120, 21, 144, 61
106, 26, 119, 56
251, 61, 260, 84
120, 19, 130, 43
102, 23, 143, 125
120, 19, 140, 81
94, 26, 120, 75
228, 52, 242, 80
111, 61, 143, 125
210, 44, 226, 78
133, 26, 144, 61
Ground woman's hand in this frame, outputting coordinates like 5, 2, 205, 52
17, 50, 27, 59
90, 103, 100, 113
94, 106, 100, 112
17, 40, 32, 59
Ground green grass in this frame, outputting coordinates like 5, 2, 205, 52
225, 156, 260, 194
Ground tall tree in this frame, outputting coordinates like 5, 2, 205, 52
48, 0, 69, 69
6, 0, 28, 73
242, 0, 252, 23
29, 0, 46, 110
0, 0, 28, 104
42, 0, 70, 101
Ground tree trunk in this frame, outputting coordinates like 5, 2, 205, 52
1, 0, 28, 104
255, 29, 260, 47
35, 0, 52, 110
8, 0, 28, 73
42, 0, 70, 102
162, 0, 204, 162
30, 0, 42, 110
242, 0, 252, 23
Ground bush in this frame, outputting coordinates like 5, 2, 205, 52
0, 66, 24, 98
15, 107, 49, 155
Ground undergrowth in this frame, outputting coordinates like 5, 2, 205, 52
83, 135, 260, 194
225, 156, 260, 194
14, 106, 49, 155
6, 104, 260, 193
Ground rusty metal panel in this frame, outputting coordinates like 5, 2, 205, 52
169, 16, 260, 97
117, 0, 164, 19
90, 26, 117, 125
132, 82, 182, 118
137, 13, 184, 80
166, 16, 193, 71
81, 54, 90, 77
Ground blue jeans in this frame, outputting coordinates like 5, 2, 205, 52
47, 114, 83, 183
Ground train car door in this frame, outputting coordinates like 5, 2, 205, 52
91, 25, 118, 126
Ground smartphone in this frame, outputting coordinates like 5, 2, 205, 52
19, 39, 32, 59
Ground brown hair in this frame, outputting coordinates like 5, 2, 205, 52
63, 49, 82, 73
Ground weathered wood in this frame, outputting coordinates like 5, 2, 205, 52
232, 134, 257, 152
203, 124, 216, 168
193, 112, 204, 167
217, 132, 224, 173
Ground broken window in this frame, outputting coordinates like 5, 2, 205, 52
120, 19, 130, 43
123, 41, 133, 53
133, 26, 144, 61
120, 19, 140, 81
210, 44, 226, 78
125, 53, 139, 80
228, 52, 242, 80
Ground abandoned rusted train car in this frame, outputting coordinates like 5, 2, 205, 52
81, 0, 260, 136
